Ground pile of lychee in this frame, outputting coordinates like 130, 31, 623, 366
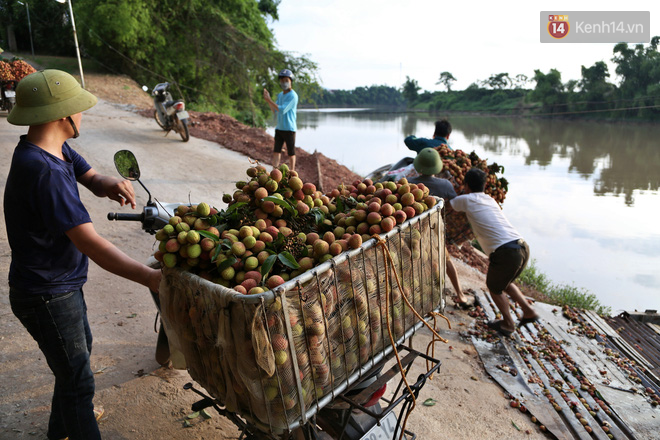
152, 163, 439, 294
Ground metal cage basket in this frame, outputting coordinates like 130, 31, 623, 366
158, 202, 446, 435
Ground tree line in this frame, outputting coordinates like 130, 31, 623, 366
2, 1, 658, 123
311, 38, 660, 121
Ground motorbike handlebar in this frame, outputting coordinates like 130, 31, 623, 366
107, 212, 144, 222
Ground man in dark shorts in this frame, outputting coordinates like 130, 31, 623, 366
263, 68, 298, 171
408, 148, 471, 308
450, 168, 539, 336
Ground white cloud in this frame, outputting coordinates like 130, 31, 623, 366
271, 0, 659, 90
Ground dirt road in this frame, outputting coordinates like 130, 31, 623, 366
0, 100, 539, 439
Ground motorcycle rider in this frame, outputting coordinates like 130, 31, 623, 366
263, 68, 298, 171
4, 69, 161, 440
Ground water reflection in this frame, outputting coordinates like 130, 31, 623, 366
451, 116, 660, 205
297, 111, 660, 206
275, 110, 660, 311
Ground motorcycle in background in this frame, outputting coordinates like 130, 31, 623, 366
143, 82, 190, 142
1, 80, 17, 113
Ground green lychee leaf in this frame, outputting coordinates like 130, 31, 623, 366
226, 202, 247, 213
273, 232, 285, 249
198, 230, 219, 241
423, 398, 437, 406
278, 251, 300, 269
212, 243, 224, 262
336, 197, 345, 213
311, 208, 325, 224
217, 256, 237, 272
261, 254, 278, 278
263, 196, 296, 216
221, 239, 233, 250
300, 246, 309, 258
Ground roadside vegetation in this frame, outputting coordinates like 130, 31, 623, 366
1, 0, 322, 126
518, 260, 612, 316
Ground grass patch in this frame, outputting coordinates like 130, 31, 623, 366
519, 260, 611, 316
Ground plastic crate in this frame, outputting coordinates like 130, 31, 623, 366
158, 201, 446, 434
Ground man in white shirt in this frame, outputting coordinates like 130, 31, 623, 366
450, 168, 538, 336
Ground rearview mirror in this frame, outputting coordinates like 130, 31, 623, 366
114, 150, 140, 181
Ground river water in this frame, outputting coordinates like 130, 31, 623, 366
268, 110, 660, 314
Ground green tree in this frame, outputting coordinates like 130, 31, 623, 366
578, 61, 613, 110
513, 74, 528, 89
436, 71, 456, 91
0, 0, 75, 55
483, 72, 511, 90
611, 37, 660, 117
70, 0, 319, 125
402, 76, 420, 102
528, 69, 565, 113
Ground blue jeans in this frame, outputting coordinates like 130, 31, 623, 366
10, 288, 101, 440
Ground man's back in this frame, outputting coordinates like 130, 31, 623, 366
409, 175, 456, 200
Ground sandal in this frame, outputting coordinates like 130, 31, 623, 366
487, 320, 514, 337
454, 300, 473, 310
518, 316, 540, 328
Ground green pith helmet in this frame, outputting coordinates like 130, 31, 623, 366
413, 148, 444, 175
7, 69, 97, 126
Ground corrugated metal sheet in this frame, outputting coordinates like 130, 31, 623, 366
606, 312, 660, 384
468, 290, 660, 440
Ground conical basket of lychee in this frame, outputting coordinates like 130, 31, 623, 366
155, 163, 446, 434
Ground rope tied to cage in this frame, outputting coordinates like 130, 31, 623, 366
427, 311, 451, 379
371, 233, 450, 440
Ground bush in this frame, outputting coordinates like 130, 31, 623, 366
518, 260, 611, 316
518, 259, 551, 292
546, 284, 611, 316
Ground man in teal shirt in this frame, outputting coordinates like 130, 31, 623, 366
264, 69, 298, 171
404, 119, 453, 154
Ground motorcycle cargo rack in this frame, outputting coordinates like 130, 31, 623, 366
159, 201, 446, 436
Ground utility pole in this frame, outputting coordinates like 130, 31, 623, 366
55, 0, 85, 88
17, 2, 34, 56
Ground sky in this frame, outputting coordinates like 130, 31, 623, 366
268, 0, 660, 91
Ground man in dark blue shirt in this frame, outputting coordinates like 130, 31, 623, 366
404, 119, 453, 154
5, 70, 161, 440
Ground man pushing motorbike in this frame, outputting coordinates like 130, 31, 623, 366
4, 69, 161, 440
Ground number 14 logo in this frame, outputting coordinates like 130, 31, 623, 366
548, 20, 569, 39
